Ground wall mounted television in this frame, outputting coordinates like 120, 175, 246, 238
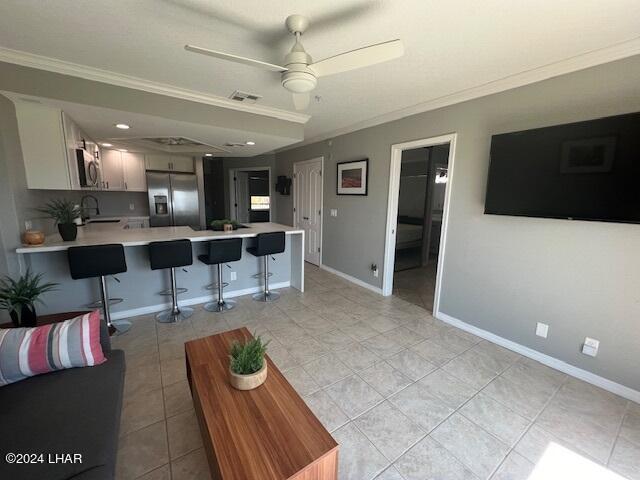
485, 112, 640, 224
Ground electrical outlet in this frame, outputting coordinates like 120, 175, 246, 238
330, 209, 338, 217
582, 337, 599, 357
129, 203, 135, 211
536, 322, 549, 338
24, 220, 33, 230
230, 271, 237, 281
373, 269, 379, 278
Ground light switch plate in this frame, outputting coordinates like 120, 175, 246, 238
230, 271, 237, 281
330, 209, 338, 217
536, 322, 549, 338
129, 203, 135, 211
25, 220, 33, 230
582, 337, 599, 357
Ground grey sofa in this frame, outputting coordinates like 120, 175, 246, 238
0, 319, 125, 480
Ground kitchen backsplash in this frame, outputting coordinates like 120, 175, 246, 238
22, 190, 149, 235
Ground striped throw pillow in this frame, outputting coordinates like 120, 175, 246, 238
0, 310, 106, 387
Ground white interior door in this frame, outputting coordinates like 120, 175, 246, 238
294, 158, 323, 266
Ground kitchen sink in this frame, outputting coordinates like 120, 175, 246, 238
87, 219, 121, 224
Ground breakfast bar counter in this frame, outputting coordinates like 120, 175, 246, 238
16, 222, 304, 319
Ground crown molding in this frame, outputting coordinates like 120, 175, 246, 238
285, 36, 640, 150
0, 46, 310, 125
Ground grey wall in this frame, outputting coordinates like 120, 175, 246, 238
275, 55, 640, 391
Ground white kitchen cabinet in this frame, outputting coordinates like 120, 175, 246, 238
144, 154, 194, 173
13, 100, 71, 190
123, 153, 147, 191
145, 154, 172, 171
101, 149, 125, 190
170, 156, 194, 173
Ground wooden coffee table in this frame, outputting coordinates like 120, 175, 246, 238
185, 328, 339, 480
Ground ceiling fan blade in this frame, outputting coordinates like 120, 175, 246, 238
292, 93, 310, 110
310, 39, 403, 78
184, 45, 287, 72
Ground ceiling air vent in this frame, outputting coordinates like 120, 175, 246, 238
229, 90, 262, 104
224, 142, 246, 147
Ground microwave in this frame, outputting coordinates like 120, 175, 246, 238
76, 148, 100, 187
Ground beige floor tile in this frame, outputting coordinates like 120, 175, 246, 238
332, 422, 389, 480
431, 413, 509, 479
136, 464, 171, 480
384, 326, 425, 348
302, 354, 353, 388
335, 343, 380, 371
355, 401, 426, 461
163, 380, 193, 418
418, 369, 478, 409
609, 438, 640, 480
387, 349, 436, 381
123, 354, 162, 399
120, 388, 165, 437
459, 393, 530, 446
166, 410, 203, 460
410, 339, 458, 366
171, 448, 212, 480
283, 365, 322, 396
116, 421, 169, 480
394, 436, 479, 480
620, 412, 640, 447
325, 374, 384, 419
362, 334, 405, 359
160, 356, 187, 387
374, 466, 404, 480
483, 376, 553, 420
304, 389, 350, 432
359, 361, 412, 398
389, 381, 454, 432
491, 451, 534, 480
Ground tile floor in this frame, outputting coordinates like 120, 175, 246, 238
393, 261, 437, 312
113, 265, 640, 480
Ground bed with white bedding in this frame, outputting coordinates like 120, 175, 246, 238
396, 217, 423, 250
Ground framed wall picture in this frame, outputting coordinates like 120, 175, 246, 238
337, 159, 369, 195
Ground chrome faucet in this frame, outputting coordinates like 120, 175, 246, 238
80, 194, 100, 222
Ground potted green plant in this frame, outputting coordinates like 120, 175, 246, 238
210, 219, 239, 231
36, 199, 80, 241
229, 334, 270, 390
0, 270, 57, 327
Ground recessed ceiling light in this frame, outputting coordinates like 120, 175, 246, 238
115, 123, 130, 130
245, 141, 256, 146
101, 143, 113, 147
204, 153, 213, 157
119, 149, 128, 152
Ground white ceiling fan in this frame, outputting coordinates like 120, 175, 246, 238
185, 14, 404, 111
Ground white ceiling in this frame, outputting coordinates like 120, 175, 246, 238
2, 92, 294, 156
1, 0, 639, 144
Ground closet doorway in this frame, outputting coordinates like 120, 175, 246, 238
382, 134, 456, 314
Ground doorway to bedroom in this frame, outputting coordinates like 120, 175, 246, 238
382, 135, 455, 314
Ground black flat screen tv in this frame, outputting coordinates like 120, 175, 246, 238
485, 112, 640, 223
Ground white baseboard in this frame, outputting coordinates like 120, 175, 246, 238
436, 311, 640, 404
319, 264, 383, 295
110, 282, 290, 320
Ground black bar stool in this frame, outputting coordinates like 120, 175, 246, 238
149, 239, 194, 323
68, 244, 131, 334
247, 231, 285, 302
198, 238, 242, 312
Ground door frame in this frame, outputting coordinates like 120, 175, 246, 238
293, 156, 324, 266
381, 133, 457, 316
228, 166, 272, 222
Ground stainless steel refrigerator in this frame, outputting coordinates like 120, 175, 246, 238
147, 172, 200, 227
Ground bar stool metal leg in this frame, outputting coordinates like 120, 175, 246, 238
100, 275, 131, 335
204, 264, 236, 312
157, 267, 193, 323
253, 256, 280, 302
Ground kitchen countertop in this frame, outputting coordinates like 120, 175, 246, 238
17, 222, 304, 254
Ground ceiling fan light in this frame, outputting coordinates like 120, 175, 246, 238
281, 71, 317, 93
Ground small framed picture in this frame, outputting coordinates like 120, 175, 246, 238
337, 159, 369, 195
560, 136, 616, 174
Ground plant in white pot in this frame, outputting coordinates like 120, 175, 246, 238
229, 335, 270, 390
